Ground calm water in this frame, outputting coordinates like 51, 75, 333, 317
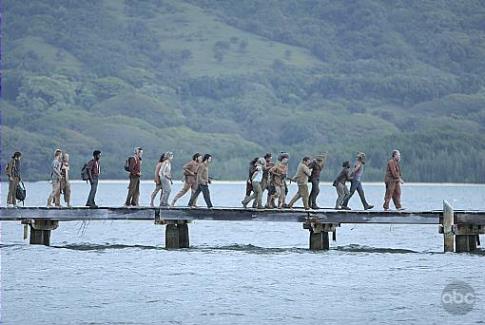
1, 181, 484, 324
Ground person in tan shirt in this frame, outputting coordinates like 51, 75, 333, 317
383, 149, 404, 211
172, 153, 202, 206
58, 152, 71, 208
150, 153, 166, 207
269, 153, 289, 208
288, 157, 312, 209
188, 154, 213, 208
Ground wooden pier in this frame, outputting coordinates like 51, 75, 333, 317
0, 201, 483, 252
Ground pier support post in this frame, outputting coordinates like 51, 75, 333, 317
443, 200, 454, 252
27, 220, 59, 246
303, 219, 339, 251
164, 221, 190, 249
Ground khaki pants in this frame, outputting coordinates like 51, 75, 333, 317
335, 182, 349, 209
47, 179, 61, 206
242, 181, 263, 208
383, 181, 401, 209
150, 183, 162, 206
272, 184, 286, 208
288, 184, 309, 209
7, 176, 20, 205
125, 175, 140, 206
172, 178, 197, 205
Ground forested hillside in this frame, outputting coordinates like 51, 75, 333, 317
2, 0, 485, 182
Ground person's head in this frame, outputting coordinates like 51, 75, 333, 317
315, 153, 327, 166
202, 154, 212, 163
54, 149, 62, 159
12, 151, 22, 160
302, 156, 311, 165
257, 157, 266, 166
159, 153, 166, 163
342, 161, 350, 168
192, 152, 201, 162
62, 153, 70, 162
356, 152, 366, 164
134, 147, 143, 158
93, 150, 101, 160
250, 157, 259, 166
278, 152, 289, 164
264, 153, 272, 162
392, 149, 401, 162
165, 151, 174, 161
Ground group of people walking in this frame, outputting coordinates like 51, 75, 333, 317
4, 148, 404, 211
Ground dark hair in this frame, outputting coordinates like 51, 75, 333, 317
342, 161, 350, 168
192, 152, 201, 161
159, 153, 166, 163
303, 156, 311, 162
93, 150, 101, 157
264, 152, 272, 159
202, 154, 212, 162
12, 151, 22, 159
250, 157, 259, 166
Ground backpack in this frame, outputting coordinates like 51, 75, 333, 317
16, 180, 26, 205
124, 157, 132, 172
81, 163, 90, 180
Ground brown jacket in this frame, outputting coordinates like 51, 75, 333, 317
385, 159, 401, 183
197, 163, 209, 185
293, 162, 312, 185
270, 162, 287, 186
183, 160, 199, 184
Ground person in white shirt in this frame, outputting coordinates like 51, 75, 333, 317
159, 152, 173, 207
241, 158, 265, 209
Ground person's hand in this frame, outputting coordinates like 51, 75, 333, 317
400, 178, 405, 184
9, 177, 13, 182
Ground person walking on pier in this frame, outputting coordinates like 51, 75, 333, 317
308, 154, 326, 209
86, 150, 101, 208
124, 147, 143, 207
5, 151, 22, 208
171, 153, 201, 207
288, 156, 312, 210
241, 158, 265, 209
159, 152, 174, 207
59, 152, 71, 208
150, 153, 166, 207
341, 152, 374, 210
333, 161, 352, 209
188, 154, 213, 208
383, 150, 404, 211
261, 153, 274, 208
269, 152, 289, 208
47, 149, 63, 208
242, 157, 259, 208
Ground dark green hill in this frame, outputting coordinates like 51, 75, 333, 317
2, 0, 485, 182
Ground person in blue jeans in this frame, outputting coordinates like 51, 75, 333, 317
86, 150, 101, 208
341, 152, 374, 210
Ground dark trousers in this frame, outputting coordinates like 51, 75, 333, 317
308, 178, 320, 208
188, 184, 213, 208
86, 177, 98, 206
342, 180, 370, 209
7, 176, 20, 205
125, 175, 140, 206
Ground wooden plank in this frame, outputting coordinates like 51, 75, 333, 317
0, 207, 453, 224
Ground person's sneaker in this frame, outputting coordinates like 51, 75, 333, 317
397, 207, 406, 211
241, 201, 247, 208
364, 205, 374, 210
384, 208, 390, 212
341, 206, 351, 210
7, 204, 14, 208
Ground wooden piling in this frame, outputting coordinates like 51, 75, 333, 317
165, 223, 180, 249
29, 219, 58, 246
178, 223, 190, 248
303, 219, 339, 250
443, 200, 454, 252
310, 232, 329, 250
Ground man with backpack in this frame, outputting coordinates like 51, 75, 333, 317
6, 151, 22, 207
124, 147, 143, 207
85, 150, 101, 208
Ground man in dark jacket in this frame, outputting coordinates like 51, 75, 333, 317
125, 147, 143, 207
6, 151, 22, 207
307, 154, 326, 209
86, 150, 101, 208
